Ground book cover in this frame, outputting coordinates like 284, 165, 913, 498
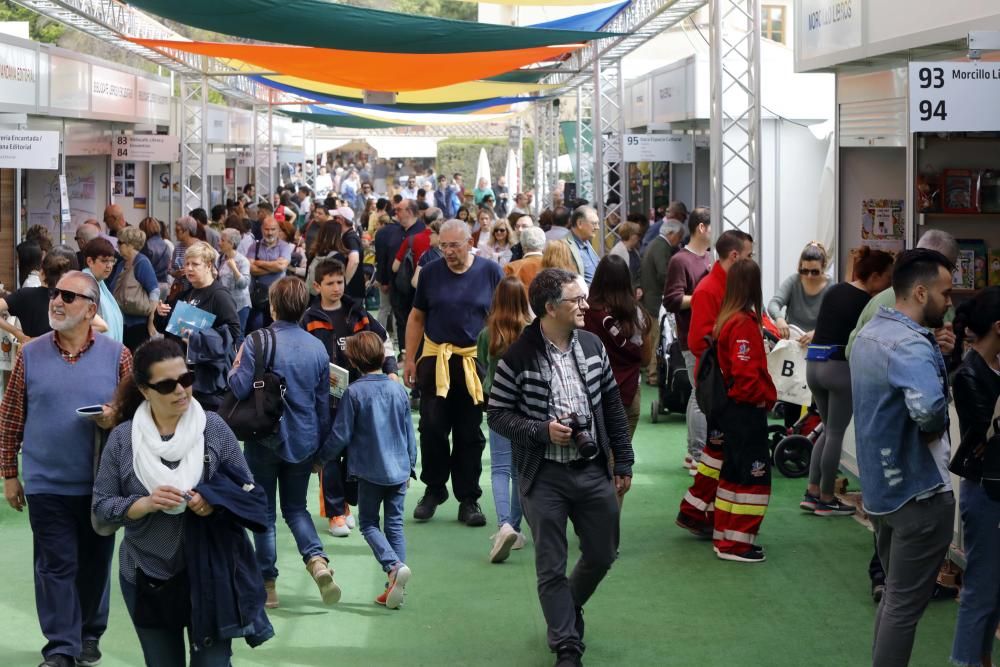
329, 363, 350, 399
166, 301, 217, 338
954, 249, 976, 290
990, 249, 1000, 287
958, 239, 988, 289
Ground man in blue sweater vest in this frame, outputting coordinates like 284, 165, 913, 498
1, 271, 132, 667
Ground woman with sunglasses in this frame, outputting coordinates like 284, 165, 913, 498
481, 219, 515, 267
800, 246, 893, 517
93, 338, 272, 666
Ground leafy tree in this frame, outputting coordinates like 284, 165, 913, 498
0, 1, 65, 43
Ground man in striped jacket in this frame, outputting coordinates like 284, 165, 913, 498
487, 268, 634, 667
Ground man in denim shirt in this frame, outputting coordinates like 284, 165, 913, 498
850, 249, 955, 667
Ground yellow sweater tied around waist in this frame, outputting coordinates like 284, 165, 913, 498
419, 335, 484, 405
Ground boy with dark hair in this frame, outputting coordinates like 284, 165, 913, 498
301, 259, 398, 537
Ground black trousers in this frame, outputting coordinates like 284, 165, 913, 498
521, 459, 620, 655
27, 494, 115, 661
390, 288, 412, 355
416, 355, 486, 502
321, 451, 358, 517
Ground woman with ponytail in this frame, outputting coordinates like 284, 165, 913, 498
93, 339, 270, 666
948, 287, 1000, 667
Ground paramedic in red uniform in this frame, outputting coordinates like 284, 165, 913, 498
675, 229, 754, 538
711, 259, 777, 563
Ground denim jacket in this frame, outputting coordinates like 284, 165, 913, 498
850, 306, 950, 515
320, 374, 417, 486
228, 321, 331, 463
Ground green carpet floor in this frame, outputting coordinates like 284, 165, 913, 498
0, 385, 966, 666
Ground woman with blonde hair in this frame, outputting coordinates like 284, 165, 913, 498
477, 276, 532, 563
481, 218, 515, 267
115, 226, 160, 351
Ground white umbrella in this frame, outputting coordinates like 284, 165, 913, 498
475, 147, 492, 189
503, 149, 519, 194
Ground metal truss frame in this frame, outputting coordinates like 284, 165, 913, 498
709, 0, 762, 244
592, 59, 625, 254
253, 103, 275, 201
179, 75, 208, 214
575, 84, 594, 205
534, 99, 560, 214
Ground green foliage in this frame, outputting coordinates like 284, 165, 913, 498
0, 1, 65, 43
394, 0, 477, 21
436, 138, 535, 193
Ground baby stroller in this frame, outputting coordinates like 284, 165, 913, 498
650, 310, 692, 423
768, 406, 821, 478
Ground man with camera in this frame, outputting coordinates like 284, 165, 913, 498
487, 268, 634, 667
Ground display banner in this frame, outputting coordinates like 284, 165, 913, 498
909, 62, 1000, 132
0, 130, 59, 169
623, 134, 693, 163
113, 134, 179, 162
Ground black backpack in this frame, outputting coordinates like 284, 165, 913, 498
218, 327, 286, 448
393, 243, 416, 298
695, 335, 730, 420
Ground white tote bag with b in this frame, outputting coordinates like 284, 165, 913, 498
767, 337, 812, 405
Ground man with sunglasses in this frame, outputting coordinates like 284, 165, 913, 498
1, 271, 132, 667
403, 220, 503, 527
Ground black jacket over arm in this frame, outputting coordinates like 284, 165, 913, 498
486, 319, 634, 494
950, 350, 1000, 482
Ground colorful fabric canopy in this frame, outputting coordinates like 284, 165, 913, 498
488, 70, 551, 84
251, 76, 536, 113
131, 38, 579, 92
456, 0, 617, 4
282, 109, 411, 129
285, 104, 516, 129
259, 74, 561, 105
124, 0, 622, 53
531, 1, 629, 31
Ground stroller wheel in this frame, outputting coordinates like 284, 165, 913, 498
650, 400, 660, 423
774, 435, 811, 478
767, 424, 787, 451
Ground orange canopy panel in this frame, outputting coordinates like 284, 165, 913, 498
130, 39, 580, 92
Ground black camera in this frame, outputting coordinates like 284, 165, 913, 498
558, 412, 599, 461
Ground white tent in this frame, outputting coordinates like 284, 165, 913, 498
503, 149, 519, 194
475, 147, 492, 189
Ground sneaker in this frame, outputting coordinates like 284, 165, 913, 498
328, 515, 350, 537
344, 505, 356, 530
688, 468, 698, 477
306, 556, 342, 605
800, 491, 820, 512
512, 532, 527, 550
490, 523, 518, 563
413, 492, 446, 522
38, 655, 73, 667
813, 498, 856, 517
385, 564, 411, 610
871, 583, 885, 604
683, 455, 694, 469
931, 582, 959, 601
458, 501, 487, 527
554, 646, 583, 667
716, 548, 766, 563
675, 512, 713, 539
375, 584, 389, 607
77, 640, 102, 667
263, 579, 279, 609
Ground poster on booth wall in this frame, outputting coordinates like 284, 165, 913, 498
861, 198, 904, 241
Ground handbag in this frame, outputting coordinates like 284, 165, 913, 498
113, 262, 155, 316
134, 567, 191, 630
249, 241, 271, 311
217, 328, 286, 449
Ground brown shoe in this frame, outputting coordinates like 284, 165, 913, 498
306, 556, 342, 605
263, 579, 279, 609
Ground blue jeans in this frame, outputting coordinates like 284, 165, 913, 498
243, 441, 327, 580
952, 479, 1000, 666
357, 479, 407, 572
236, 306, 250, 336
119, 574, 232, 667
489, 428, 522, 531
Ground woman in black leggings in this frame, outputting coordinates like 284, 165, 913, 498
800, 246, 893, 516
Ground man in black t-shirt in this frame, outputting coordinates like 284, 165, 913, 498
333, 207, 366, 301
0, 251, 77, 343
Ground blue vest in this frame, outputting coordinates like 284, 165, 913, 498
21, 332, 122, 495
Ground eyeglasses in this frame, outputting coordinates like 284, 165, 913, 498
439, 242, 467, 250
145, 371, 195, 395
560, 296, 588, 307
798, 268, 822, 277
48, 288, 94, 304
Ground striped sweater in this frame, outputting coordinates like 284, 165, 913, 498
487, 319, 634, 494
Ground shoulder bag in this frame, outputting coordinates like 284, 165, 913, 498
218, 328, 286, 449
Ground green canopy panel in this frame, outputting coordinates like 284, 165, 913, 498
125, 0, 622, 54
487, 70, 552, 84
282, 109, 415, 129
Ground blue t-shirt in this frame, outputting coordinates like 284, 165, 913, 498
248, 239, 293, 287
412, 255, 503, 347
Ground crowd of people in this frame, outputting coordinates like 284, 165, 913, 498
0, 167, 997, 667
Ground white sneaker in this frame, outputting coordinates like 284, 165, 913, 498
345, 507, 356, 530
489, 523, 518, 563
385, 564, 410, 610
328, 516, 350, 537
689, 468, 698, 477
512, 532, 527, 550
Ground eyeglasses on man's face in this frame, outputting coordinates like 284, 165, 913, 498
560, 295, 588, 308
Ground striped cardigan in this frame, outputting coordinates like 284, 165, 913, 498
486, 319, 634, 494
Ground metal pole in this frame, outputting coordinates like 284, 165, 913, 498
592, 58, 605, 247
200, 75, 209, 210
576, 88, 583, 190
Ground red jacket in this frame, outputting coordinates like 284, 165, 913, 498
687, 262, 727, 360
717, 311, 777, 408
395, 228, 432, 265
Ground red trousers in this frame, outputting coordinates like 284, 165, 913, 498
712, 403, 771, 554
678, 427, 724, 526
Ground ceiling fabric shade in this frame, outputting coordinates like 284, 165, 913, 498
250, 76, 536, 113
487, 70, 552, 84
130, 38, 580, 92
288, 104, 517, 128
530, 1, 630, 31
124, 0, 621, 53
260, 74, 560, 105
282, 109, 413, 129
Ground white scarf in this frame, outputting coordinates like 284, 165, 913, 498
131, 399, 207, 515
